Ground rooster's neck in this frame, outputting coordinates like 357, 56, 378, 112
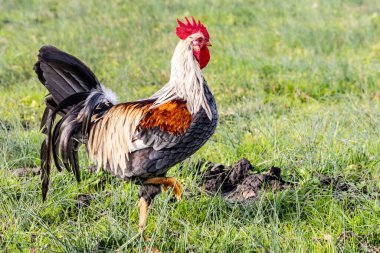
151, 39, 212, 120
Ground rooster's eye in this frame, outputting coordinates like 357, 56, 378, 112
192, 41, 199, 45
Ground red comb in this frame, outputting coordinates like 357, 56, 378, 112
176, 16, 209, 40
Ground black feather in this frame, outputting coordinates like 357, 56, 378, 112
40, 139, 50, 201
81, 91, 105, 135
52, 117, 64, 172
40, 107, 50, 132
69, 140, 81, 183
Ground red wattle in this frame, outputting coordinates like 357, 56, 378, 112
194, 46, 210, 69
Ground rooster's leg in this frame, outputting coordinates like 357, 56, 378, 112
138, 184, 161, 233
144, 177, 183, 200
138, 197, 150, 233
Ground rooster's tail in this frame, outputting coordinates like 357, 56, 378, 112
34, 46, 116, 200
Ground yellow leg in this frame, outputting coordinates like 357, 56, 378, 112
144, 177, 183, 200
138, 198, 162, 253
138, 197, 150, 233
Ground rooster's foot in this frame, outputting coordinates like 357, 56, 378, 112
144, 177, 182, 201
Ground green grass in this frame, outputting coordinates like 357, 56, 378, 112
1, 0, 380, 252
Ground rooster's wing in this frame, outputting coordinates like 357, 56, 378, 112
88, 98, 195, 178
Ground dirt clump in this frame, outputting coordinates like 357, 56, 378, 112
12, 167, 40, 177
77, 193, 92, 208
319, 175, 350, 192
200, 158, 291, 203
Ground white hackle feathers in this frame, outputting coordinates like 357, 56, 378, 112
151, 33, 212, 120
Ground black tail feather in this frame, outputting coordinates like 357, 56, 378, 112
40, 139, 50, 201
81, 90, 107, 136
52, 117, 64, 172
69, 140, 81, 183
40, 107, 50, 133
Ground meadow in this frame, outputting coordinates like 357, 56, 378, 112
0, 0, 379, 252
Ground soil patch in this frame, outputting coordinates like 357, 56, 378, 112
12, 167, 40, 177
199, 158, 292, 203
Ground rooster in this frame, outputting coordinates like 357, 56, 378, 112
34, 17, 217, 231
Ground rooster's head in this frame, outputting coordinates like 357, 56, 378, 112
176, 17, 211, 69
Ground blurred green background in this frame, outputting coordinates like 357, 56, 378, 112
0, 0, 379, 252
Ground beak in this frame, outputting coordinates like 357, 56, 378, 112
206, 41, 212, 47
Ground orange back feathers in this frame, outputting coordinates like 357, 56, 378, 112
140, 100, 192, 135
